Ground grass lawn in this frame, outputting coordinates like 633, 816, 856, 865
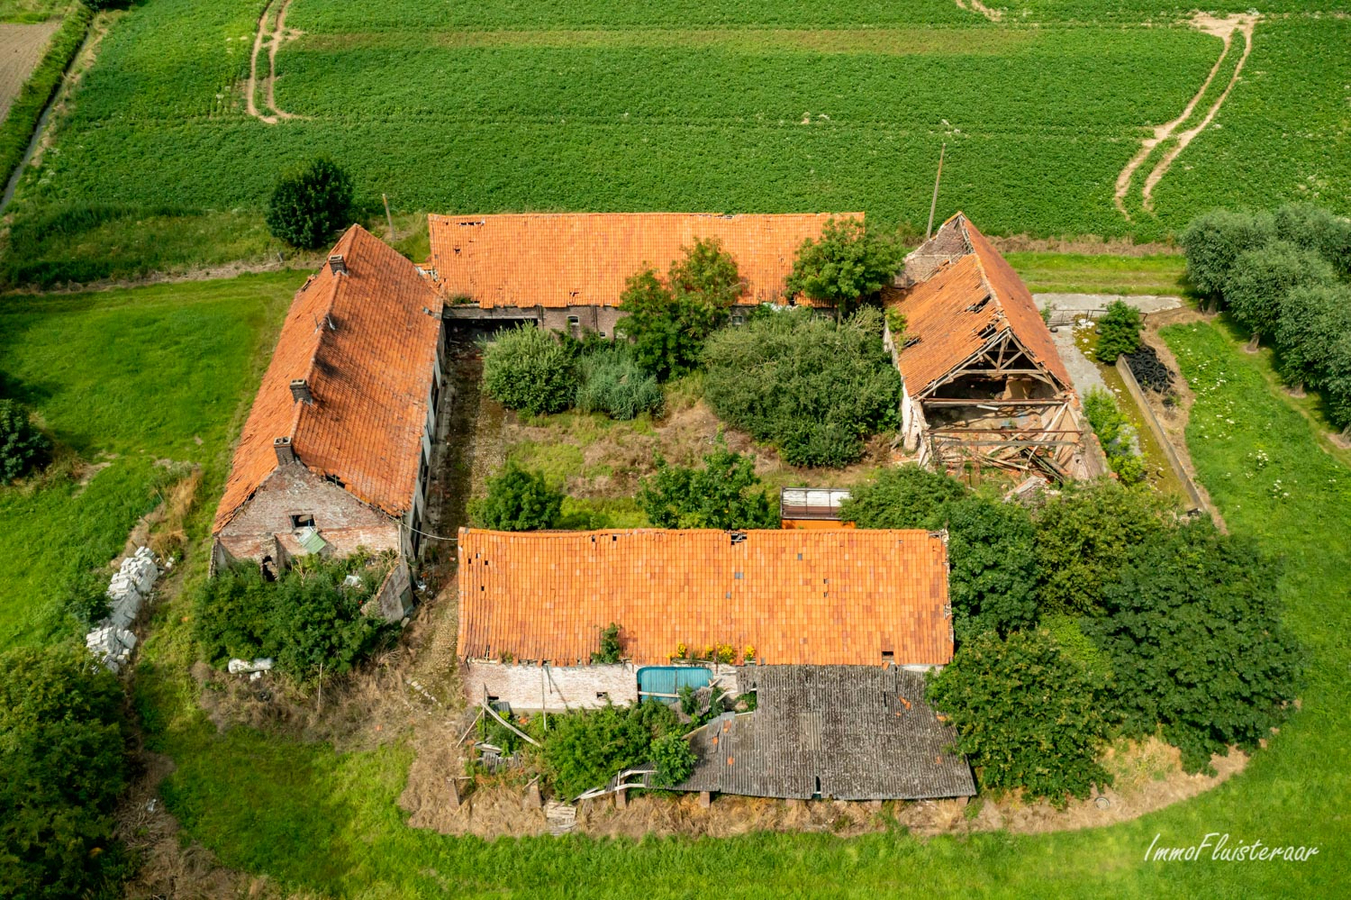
125, 313, 1349, 896
1006, 251, 1187, 297
0, 272, 303, 649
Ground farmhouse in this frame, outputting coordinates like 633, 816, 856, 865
426, 212, 857, 335
211, 225, 445, 616
457, 527, 952, 712
886, 213, 1099, 480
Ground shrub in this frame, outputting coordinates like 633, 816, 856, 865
0, 399, 51, 482
1093, 301, 1143, 363
927, 629, 1112, 806
591, 623, 623, 664
944, 496, 1039, 642
481, 325, 578, 415
472, 462, 563, 531
264, 156, 354, 250
838, 464, 968, 530
649, 732, 697, 786
1033, 479, 1173, 617
703, 307, 901, 467
1223, 241, 1337, 344
638, 443, 776, 530
668, 235, 743, 309
1179, 209, 1275, 302
541, 701, 683, 798
0, 644, 132, 898
193, 556, 395, 680
1089, 521, 1303, 773
785, 217, 903, 317
1083, 388, 1146, 484
575, 345, 663, 420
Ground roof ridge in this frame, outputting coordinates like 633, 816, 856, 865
291, 226, 358, 450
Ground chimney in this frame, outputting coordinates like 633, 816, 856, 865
289, 378, 313, 404
273, 436, 296, 465
328, 254, 346, 275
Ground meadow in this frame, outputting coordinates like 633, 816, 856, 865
7, 0, 1350, 282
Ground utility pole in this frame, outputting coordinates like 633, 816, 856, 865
382, 193, 395, 241
926, 143, 946, 240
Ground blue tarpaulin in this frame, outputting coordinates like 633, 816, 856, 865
637, 666, 711, 700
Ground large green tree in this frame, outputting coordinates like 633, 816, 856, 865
1274, 283, 1351, 390
1088, 521, 1303, 773
944, 497, 1039, 641
1224, 241, 1337, 346
927, 629, 1112, 806
1273, 202, 1351, 277
638, 443, 776, 530
1179, 209, 1275, 304
786, 218, 903, 317
264, 156, 354, 250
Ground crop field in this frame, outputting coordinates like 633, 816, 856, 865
0, 20, 58, 120
8, 0, 1349, 282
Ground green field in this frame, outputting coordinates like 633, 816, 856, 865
7, 0, 1349, 283
0, 273, 300, 648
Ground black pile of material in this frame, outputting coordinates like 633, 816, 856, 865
1125, 344, 1175, 394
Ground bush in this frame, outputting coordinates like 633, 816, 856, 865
616, 242, 734, 381
541, 701, 683, 798
0, 399, 51, 482
264, 156, 354, 250
785, 217, 903, 317
575, 345, 663, 420
649, 732, 697, 786
838, 464, 968, 530
1033, 479, 1173, 617
703, 307, 901, 467
481, 325, 578, 415
1179, 209, 1275, 302
1089, 521, 1303, 773
193, 555, 395, 680
472, 462, 563, 531
944, 497, 1038, 642
638, 443, 776, 530
0, 644, 132, 898
927, 629, 1112, 806
1093, 301, 1143, 363
1223, 241, 1337, 344
1082, 388, 1146, 484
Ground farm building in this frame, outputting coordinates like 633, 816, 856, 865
670, 665, 975, 801
457, 527, 952, 712
211, 225, 446, 617
886, 213, 1100, 481
426, 212, 857, 335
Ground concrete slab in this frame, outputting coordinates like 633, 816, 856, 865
1049, 324, 1107, 398
1034, 293, 1183, 317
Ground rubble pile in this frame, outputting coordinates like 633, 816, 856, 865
84, 547, 160, 673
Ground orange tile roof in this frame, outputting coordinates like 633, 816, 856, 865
213, 226, 442, 532
427, 212, 861, 309
892, 213, 1072, 398
457, 528, 951, 667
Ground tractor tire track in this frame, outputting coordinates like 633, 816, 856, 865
1115, 13, 1257, 218
246, 0, 301, 124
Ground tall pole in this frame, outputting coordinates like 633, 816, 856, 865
926, 143, 946, 240
382, 193, 395, 240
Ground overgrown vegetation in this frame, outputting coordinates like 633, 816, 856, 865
1092, 300, 1143, 363
193, 554, 396, 681
785, 217, 903, 317
0, 398, 50, 482
574, 344, 663, 420
471, 461, 563, 531
0, 644, 131, 899
1082, 387, 1145, 484
264, 157, 355, 250
539, 701, 685, 799
703, 308, 900, 467
481, 325, 578, 416
638, 443, 776, 530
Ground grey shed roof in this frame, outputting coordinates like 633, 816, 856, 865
673, 665, 975, 801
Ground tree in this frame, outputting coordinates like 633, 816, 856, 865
1088, 521, 1303, 773
0, 399, 50, 482
838, 464, 968, 530
0, 645, 131, 898
944, 496, 1038, 642
1274, 283, 1351, 390
702, 307, 902, 467
1179, 209, 1275, 304
649, 732, 697, 787
1224, 241, 1337, 346
473, 461, 563, 531
786, 217, 903, 317
1093, 300, 1143, 363
481, 325, 578, 415
1273, 202, 1351, 277
1032, 479, 1173, 617
927, 629, 1112, 806
638, 443, 776, 530
541, 701, 683, 798
616, 241, 740, 381
265, 157, 355, 250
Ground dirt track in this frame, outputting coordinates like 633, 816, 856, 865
246, 0, 300, 123
0, 20, 60, 123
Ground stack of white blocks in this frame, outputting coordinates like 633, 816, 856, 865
85, 547, 159, 673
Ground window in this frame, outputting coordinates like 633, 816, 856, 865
410, 511, 423, 557
566, 315, 581, 336
596, 692, 609, 701
418, 452, 430, 493
290, 513, 315, 529
881, 651, 895, 663
731, 314, 745, 327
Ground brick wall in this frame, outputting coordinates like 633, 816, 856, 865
465, 661, 742, 712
